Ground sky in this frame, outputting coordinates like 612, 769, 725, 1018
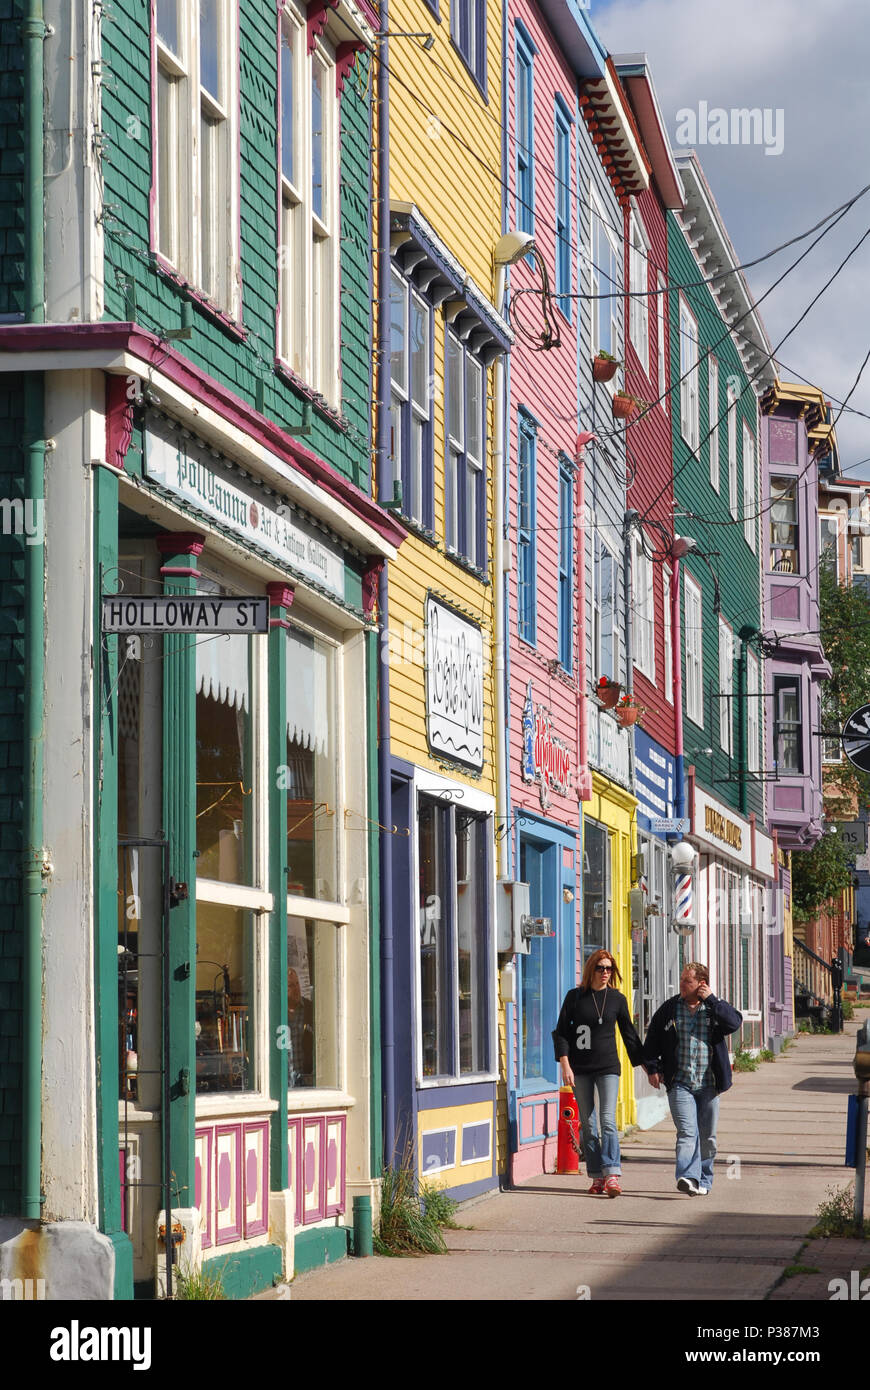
590, 0, 870, 472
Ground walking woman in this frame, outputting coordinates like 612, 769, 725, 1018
552, 949, 647, 1196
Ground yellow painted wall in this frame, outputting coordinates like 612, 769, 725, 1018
380, 0, 503, 795
418, 1100, 496, 1189
588, 771, 638, 1132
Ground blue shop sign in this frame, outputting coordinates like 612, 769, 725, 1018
634, 729, 676, 833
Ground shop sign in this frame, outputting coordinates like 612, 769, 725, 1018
588, 706, 631, 788
145, 430, 345, 599
102, 594, 269, 633
521, 683, 572, 808
425, 596, 484, 770
691, 786, 774, 878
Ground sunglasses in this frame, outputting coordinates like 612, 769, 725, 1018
595, 964, 613, 972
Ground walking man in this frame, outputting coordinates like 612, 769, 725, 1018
643, 962, 742, 1195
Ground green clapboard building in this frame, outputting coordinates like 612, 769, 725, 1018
0, 0, 403, 1299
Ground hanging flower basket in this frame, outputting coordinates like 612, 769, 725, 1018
596, 676, 622, 710
615, 693, 644, 727
611, 392, 636, 420
592, 351, 621, 384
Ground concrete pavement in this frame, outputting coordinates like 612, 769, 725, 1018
286, 1019, 865, 1301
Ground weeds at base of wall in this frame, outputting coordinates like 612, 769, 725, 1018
374, 1162, 450, 1256
733, 1049, 760, 1073
172, 1265, 228, 1300
809, 1183, 870, 1239
759, 1049, 776, 1063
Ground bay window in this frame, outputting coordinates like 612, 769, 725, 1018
769, 478, 799, 572
154, 0, 239, 316
774, 677, 802, 775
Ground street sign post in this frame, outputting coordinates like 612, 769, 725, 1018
842, 704, 870, 774
834, 820, 868, 854
651, 817, 690, 834
101, 595, 270, 634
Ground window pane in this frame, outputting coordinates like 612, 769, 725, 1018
200, 110, 227, 304
200, 0, 221, 100
583, 821, 608, 960
287, 917, 339, 1089
196, 627, 254, 886
157, 66, 178, 261
286, 627, 337, 902
410, 295, 428, 408
157, 0, 180, 54
466, 355, 483, 466
419, 798, 450, 1077
446, 334, 463, 448
390, 274, 407, 394
312, 62, 324, 221
457, 813, 489, 1074
280, 21, 294, 185
195, 903, 255, 1093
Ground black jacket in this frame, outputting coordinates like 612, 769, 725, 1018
643, 992, 743, 1094
552, 987, 647, 1077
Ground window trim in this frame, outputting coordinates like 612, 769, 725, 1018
517, 409, 537, 645
451, 0, 488, 96
445, 329, 487, 571
746, 649, 760, 774
514, 24, 535, 238
631, 530, 655, 683
558, 460, 573, 671
628, 211, 649, 374
708, 356, 719, 491
590, 188, 620, 371
718, 615, 733, 757
773, 675, 803, 775
678, 296, 699, 450
684, 572, 703, 727
657, 273, 668, 413
742, 421, 756, 551
727, 383, 738, 518
663, 565, 673, 704
390, 267, 435, 529
554, 101, 572, 317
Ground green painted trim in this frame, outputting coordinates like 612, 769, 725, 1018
292, 1225, 350, 1274
161, 550, 199, 1210
202, 1243, 283, 1300
366, 628, 382, 1177
108, 1230, 135, 1301
268, 607, 288, 1192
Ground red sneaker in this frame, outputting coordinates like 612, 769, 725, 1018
588, 1178, 605, 1194
604, 1177, 621, 1197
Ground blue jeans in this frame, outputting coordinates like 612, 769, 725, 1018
668, 1084, 720, 1191
573, 1072, 621, 1178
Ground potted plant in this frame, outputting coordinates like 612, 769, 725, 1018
595, 676, 622, 710
592, 350, 621, 384
615, 692, 644, 727
611, 391, 637, 420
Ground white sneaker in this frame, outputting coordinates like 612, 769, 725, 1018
676, 1177, 699, 1195
695, 1187, 710, 1196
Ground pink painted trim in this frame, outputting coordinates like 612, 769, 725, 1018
288, 1117, 303, 1227
243, 1120, 270, 1238
155, 531, 206, 559
324, 1113, 346, 1218
0, 324, 404, 549
215, 1124, 243, 1245
105, 374, 134, 470
672, 558, 684, 761
302, 1115, 326, 1224
195, 1126, 215, 1250
361, 558, 383, 619
335, 40, 364, 96
356, 0, 378, 28
234, 0, 244, 324
266, 581, 296, 608
274, 17, 284, 370
307, 0, 339, 54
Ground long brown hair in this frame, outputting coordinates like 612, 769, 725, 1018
581, 949, 622, 992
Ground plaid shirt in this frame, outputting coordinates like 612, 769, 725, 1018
673, 998, 715, 1091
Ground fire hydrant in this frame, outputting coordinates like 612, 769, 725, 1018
557, 1085, 582, 1174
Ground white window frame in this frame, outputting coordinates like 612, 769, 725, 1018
663, 566, 673, 704
592, 532, 622, 686
708, 356, 719, 491
727, 383, 738, 518
684, 572, 703, 727
657, 273, 668, 412
629, 212, 649, 373
590, 189, 620, 376
747, 649, 760, 774
278, 3, 340, 405
742, 422, 756, 550
154, 0, 240, 318
718, 616, 733, 757
631, 531, 655, 682
679, 297, 699, 449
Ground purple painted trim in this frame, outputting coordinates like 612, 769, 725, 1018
416, 1081, 495, 1110
288, 1117, 303, 1227
243, 1120, 270, 1238
307, 0, 339, 53
195, 1126, 214, 1250
274, 18, 283, 371
105, 373, 134, 471
357, 0, 378, 27
302, 1115, 326, 1225
234, 0, 244, 324
215, 1124, 243, 1245
0, 325, 405, 549
335, 40, 364, 95
324, 1113, 346, 1217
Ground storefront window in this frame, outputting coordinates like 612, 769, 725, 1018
285, 625, 338, 901
195, 902, 255, 1092
583, 820, 609, 962
418, 794, 492, 1080
287, 916, 340, 1089
196, 581, 255, 885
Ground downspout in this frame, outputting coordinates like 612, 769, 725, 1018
494, 265, 508, 881
672, 558, 685, 821
22, 0, 48, 1221
623, 510, 637, 789
575, 436, 592, 801
375, 11, 396, 1167
736, 630, 749, 816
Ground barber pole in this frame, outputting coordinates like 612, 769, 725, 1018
674, 871, 695, 930
557, 1086, 582, 1173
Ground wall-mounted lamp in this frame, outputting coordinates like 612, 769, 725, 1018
671, 534, 697, 560
563, 887, 574, 904
495, 230, 536, 267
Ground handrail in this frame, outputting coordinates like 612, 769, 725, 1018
794, 937, 833, 973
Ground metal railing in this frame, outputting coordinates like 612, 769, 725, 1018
793, 938, 844, 1030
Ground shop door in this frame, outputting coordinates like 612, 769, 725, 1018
518, 838, 558, 1089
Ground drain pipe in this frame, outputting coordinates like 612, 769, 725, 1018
671, 556, 685, 822
22, 0, 48, 1220
375, 8, 396, 1167
574, 434, 593, 801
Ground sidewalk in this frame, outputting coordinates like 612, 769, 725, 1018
286, 1022, 864, 1301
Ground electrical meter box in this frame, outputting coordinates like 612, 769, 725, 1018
497, 879, 531, 955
